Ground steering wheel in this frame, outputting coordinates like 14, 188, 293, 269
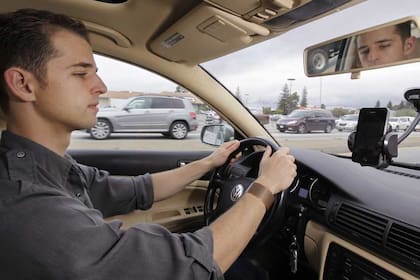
204, 137, 289, 246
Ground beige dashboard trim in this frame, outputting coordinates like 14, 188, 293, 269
305, 220, 418, 280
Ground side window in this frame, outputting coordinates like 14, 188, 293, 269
127, 98, 151, 109
70, 54, 218, 151
151, 97, 184, 109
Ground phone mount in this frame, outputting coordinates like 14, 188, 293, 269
347, 129, 398, 168
348, 88, 420, 168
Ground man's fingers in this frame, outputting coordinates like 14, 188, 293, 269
224, 140, 240, 151
287, 154, 295, 163
262, 145, 272, 160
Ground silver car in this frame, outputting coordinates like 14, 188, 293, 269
89, 96, 198, 139
337, 114, 359, 132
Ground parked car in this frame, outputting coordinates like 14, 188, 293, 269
337, 114, 359, 132
389, 116, 414, 131
276, 109, 336, 133
89, 96, 198, 139
251, 110, 270, 125
205, 110, 222, 124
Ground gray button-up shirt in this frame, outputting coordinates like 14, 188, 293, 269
0, 131, 223, 279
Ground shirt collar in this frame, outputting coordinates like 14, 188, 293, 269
0, 130, 75, 185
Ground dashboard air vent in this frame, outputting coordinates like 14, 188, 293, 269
335, 203, 388, 246
386, 223, 420, 265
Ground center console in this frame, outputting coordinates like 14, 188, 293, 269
323, 242, 402, 280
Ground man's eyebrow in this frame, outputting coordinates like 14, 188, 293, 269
67, 62, 98, 72
373, 39, 393, 45
357, 39, 393, 51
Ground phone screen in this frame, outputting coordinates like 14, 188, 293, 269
352, 108, 389, 166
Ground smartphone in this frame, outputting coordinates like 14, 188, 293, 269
352, 108, 389, 166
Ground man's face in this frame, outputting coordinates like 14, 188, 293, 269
33, 29, 107, 132
357, 26, 407, 67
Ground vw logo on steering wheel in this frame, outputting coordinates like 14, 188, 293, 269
230, 184, 244, 201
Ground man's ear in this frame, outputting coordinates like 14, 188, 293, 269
403, 36, 417, 56
3, 67, 38, 102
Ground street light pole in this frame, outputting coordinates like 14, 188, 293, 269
319, 77, 322, 108
287, 78, 296, 95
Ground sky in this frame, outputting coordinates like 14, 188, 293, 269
95, 0, 420, 110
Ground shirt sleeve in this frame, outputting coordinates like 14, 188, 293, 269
77, 164, 154, 217
1, 184, 223, 280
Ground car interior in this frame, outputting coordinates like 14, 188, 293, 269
2, 0, 420, 279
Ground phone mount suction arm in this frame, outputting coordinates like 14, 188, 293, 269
397, 88, 420, 144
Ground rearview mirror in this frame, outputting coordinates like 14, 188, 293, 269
305, 17, 420, 76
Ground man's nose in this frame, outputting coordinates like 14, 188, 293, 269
368, 47, 380, 63
93, 74, 108, 95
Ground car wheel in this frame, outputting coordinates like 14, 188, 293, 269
308, 48, 329, 74
324, 124, 332, 133
170, 121, 188, 139
90, 119, 112, 140
297, 124, 306, 134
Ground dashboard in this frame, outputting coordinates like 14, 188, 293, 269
286, 148, 420, 279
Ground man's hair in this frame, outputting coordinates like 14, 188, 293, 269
395, 21, 412, 41
0, 8, 89, 113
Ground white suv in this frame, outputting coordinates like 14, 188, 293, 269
336, 114, 359, 132
389, 116, 413, 131
89, 96, 198, 140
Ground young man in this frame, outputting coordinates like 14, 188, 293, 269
356, 22, 417, 67
0, 9, 296, 279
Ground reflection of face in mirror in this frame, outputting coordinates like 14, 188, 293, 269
356, 22, 416, 67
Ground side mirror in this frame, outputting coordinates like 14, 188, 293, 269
200, 124, 234, 146
123, 107, 131, 112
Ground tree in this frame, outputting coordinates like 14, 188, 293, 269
300, 86, 308, 108
331, 107, 355, 118
262, 107, 271, 114
277, 84, 290, 114
375, 100, 381, 107
276, 84, 300, 115
396, 100, 405, 110
235, 86, 242, 102
387, 100, 393, 109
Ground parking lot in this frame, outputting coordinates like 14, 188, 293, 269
70, 120, 420, 158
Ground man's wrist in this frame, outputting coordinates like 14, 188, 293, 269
247, 182, 275, 210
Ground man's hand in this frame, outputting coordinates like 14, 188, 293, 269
254, 146, 297, 195
204, 140, 240, 169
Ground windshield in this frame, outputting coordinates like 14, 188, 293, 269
202, 0, 420, 165
288, 110, 311, 118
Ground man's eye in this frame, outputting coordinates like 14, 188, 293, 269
359, 49, 369, 56
378, 43, 391, 49
74, 73, 87, 77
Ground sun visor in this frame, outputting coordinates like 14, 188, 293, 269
149, 3, 270, 64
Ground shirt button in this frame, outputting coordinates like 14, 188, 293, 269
16, 151, 26, 158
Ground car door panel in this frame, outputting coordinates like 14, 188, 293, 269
69, 149, 213, 232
